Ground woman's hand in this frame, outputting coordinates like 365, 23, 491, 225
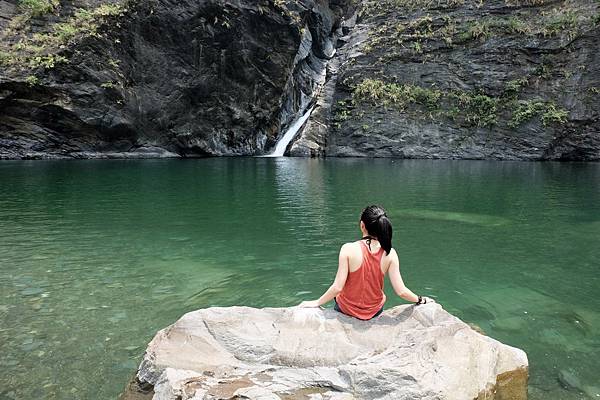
297, 300, 320, 308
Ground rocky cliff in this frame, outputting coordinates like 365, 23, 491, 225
303, 0, 600, 160
1, 0, 599, 160
121, 305, 529, 400
0, 0, 350, 158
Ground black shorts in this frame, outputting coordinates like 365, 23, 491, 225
333, 297, 384, 320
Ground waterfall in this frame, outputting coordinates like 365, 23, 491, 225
266, 107, 315, 157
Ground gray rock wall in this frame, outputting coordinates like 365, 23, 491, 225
323, 0, 600, 160
1, 0, 598, 160
0, 0, 348, 158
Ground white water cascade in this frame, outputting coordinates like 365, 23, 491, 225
266, 107, 315, 157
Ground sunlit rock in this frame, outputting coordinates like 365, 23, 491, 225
124, 304, 528, 400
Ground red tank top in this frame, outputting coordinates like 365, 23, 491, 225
336, 240, 386, 320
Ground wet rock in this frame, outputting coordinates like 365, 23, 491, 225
127, 304, 528, 399
493, 316, 525, 332
557, 369, 583, 391
21, 287, 44, 296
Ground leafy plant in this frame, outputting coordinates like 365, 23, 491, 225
25, 75, 39, 86
352, 79, 442, 110
18, 0, 58, 17
2, 3, 125, 71
0, 50, 11, 66
505, 77, 529, 95
28, 54, 67, 69
543, 11, 578, 38
451, 92, 499, 127
458, 20, 493, 41
541, 103, 568, 125
510, 100, 568, 126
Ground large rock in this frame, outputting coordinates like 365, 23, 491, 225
124, 304, 528, 400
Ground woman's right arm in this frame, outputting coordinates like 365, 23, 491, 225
388, 249, 429, 304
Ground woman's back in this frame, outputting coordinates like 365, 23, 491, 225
297, 204, 432, 316
336, 240, 389, 320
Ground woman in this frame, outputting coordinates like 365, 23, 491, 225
298, 205, 433, 320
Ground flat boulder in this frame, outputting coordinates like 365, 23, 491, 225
127, 304, 528, 400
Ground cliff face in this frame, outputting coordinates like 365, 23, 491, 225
1, 0, 599, 160
318, 0, 600, 160
0, 0, 348, 158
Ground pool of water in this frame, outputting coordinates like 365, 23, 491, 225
0, 158, 599, 399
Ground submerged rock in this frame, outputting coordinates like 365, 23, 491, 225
123, 304, 528, 400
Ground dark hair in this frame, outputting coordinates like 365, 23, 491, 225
360, 205, 392, 255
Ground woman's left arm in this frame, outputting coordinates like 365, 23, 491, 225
298, 244, 350, 308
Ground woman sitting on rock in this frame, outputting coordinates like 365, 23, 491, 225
298, 205, 433, 320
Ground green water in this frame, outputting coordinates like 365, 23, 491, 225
0, 158, 599, 399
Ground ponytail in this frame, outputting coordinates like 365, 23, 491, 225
360, 205, 393, 255
376, 215, 392, 255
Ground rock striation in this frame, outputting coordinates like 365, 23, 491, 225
0, 0, 350, 158
321, 0, 600, 160
122, 304, 528, 400
3, 0, 597, 160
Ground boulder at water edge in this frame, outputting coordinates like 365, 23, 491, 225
123, 304, 528, 400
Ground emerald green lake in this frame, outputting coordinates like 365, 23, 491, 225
1, 158, 599, 399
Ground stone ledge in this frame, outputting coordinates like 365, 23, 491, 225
121, 304, 528, 400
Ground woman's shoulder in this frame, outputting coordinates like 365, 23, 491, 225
383, 247, 398, 259
340, 241, 362, 252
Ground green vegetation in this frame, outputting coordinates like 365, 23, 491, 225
363, 5, 590, 58
24, 75, 39, 86
361, 0, 464, 17
351, 79, 498, 127
457, 20, 492, 42
349, 78, 568, 129
1, 3, 125, 71
455, 12, 581, 44
271, 0, 301, 25
543, 10, 578, 39
35, 4, 125, 45
505, 0, 552, 5
18, 0, 58, 17
450, 92, 499, 127
534, 63, 552, 79
510, 101, 569, 127
352, 78, 441, 111
505, 77, 529, 95
28, 54, 68, 69
0, 50, 10, 65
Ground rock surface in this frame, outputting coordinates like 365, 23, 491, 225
3, 0, 597, 160
123, 304, 528, 400
321, 0, 600, 160
0, 0, 349, 158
